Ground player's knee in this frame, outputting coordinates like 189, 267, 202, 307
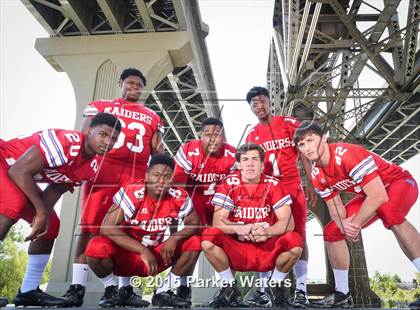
85, 236, 113, 258
289, 246, 303, 260
323, 221, 345, 242
201, 240, 215, 252
43, 214, 60, 240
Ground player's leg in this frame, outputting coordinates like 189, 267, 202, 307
269, 232, 303, 308
312, 197, 368, 308
290, 186, 310, 308
378, 176, 420, 309
152, 238, 201, 308
0, 215, 14, 306
201, 228, 243, 308
63, 183, 115, 306
86, 236, 150, 308
14, 211, 66, 307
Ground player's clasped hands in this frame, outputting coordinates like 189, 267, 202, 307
236, 222, 269, 243
342, 214, 361, 242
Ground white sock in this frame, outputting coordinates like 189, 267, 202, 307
333, 269, 349, 294
270, 269, 288, 284
180, 276, 188, 286
412, 257, 420, 272
99, 273, 117, 288
218, 268, 235, 284
156, 272, 180, 294
119, 276, 131, 288
72, 263, 90, 286
21, 254, 50, 293
259, 271, 272, 292
294, 260, 308, 292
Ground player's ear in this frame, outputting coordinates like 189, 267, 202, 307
118, 79, 123, 87
86, 126, 93, 136
321, 134, 328, 144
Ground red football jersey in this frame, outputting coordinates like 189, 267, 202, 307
83, 98, 164, 170
211, 173, 292, 225
173, 140, 237, 195
113, 182, 193, 248
245, 115, 301, 183
0, 129, 97, 186
311, 143, 410, 201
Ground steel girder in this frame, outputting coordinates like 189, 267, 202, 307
21, 0, 220, 155
268, 0, 420, 164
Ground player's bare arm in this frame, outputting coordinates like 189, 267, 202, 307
101, 204, 158, 275
151, 131, 164, 154
8, 146, 54, 240
352, 176, 389, 228
161, 208, 200, 265
300, 154, 317, 206
213, 206, 253, 241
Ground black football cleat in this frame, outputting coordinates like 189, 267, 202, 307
13, 287, 67, 307
269, 284, 289, 307
99, 285, 119, 308
208, 281, 247, 308
62, 284, 85, 307
244, 289, 272, 307
117, 285, 149, 307
291, 289, 309, 308
311, 291, 354, 308
176, 285, 192, 302
152, 290, 191, 308
409, 297, 420, 310
0, 297, 8, 307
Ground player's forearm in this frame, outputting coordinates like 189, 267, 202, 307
213, 217, 240, 235
353, 195, 387, 227
267, 215, 295, 237
8, 168, 48, 215
101, 226, 148, 254
41, 184, 71, 213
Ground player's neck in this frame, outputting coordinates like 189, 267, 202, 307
258, 114, 273, 125
317, 145, 330, 167
82, 142, 95, 159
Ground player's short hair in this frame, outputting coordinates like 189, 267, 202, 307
201, 117, 223, 130
90, 113, 122, 133
293, 121, 325, 144
235, 143, 265, 162
246, 86, 270, 104
148, 154, 175, 171
120, 67, 146, 87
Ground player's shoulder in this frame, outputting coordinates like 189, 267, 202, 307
89, 98, 116, 107
167, 185, 190, 202
141, 105, 161, 120
41, 129, 83, 143
222, 142, 237, 156
261, 174, 281, 185
122, 180, 147, 198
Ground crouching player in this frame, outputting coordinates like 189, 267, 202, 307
0, 113, 120, 307
201, 143, 304, 308
85, 154, 201, 308
295, 121, 420, 309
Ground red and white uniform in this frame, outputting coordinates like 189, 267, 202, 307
0, 129, 97, 239
85, 182, 201, 276
202, 173, 303, 272
245, 115, 307, 239
173, 140, 237, 225
81, 98, 164, 233
311, 143, 418, 241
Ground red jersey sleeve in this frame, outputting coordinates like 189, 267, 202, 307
113, 182, 144, 220
174, 143, 193, 175
168, 187, 193, 219
211, 176, 237, 212
311, 166, 339, 201
339, 144, 379, 187
82, 101, 101, 117
283, 116, 301, 142
37, 129, 83, 168
266, 177, 293, 210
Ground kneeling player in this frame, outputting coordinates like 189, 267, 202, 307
0, 113, 120, 307
201, 143, 304, 308
86, 154, 201, 308
295, 121, 420, 309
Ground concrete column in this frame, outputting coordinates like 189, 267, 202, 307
35, 32, 193, 305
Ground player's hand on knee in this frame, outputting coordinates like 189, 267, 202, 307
160, 237, 177, 266
25, 213, 49, 241
140, 248, 158, 276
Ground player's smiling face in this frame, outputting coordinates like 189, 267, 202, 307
250, 95, 271, 120
238, 149, 264, 183
297, 133, 324, 161
146, 164, 173, 199
86, 124, 120, 156
120, 75, 144, 102
201, 125, 224, 155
